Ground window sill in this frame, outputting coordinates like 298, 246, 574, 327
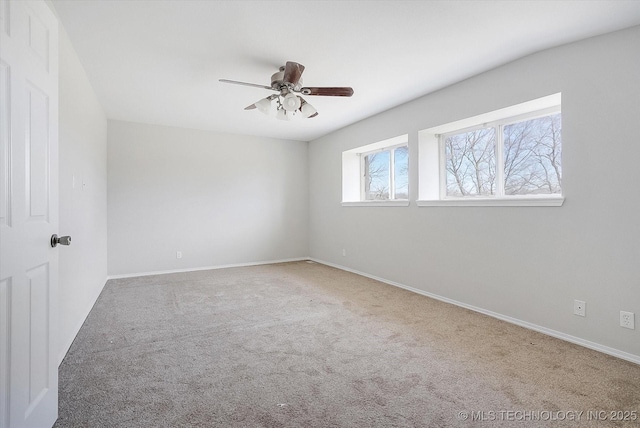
416, 196, 564, 207
342, 200, 410, 207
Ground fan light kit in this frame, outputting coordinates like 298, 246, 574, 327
220, 61, 354, 120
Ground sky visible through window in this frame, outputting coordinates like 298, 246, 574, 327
504, 113, 562, 195
365, 146, 408, 200
445, 112, 561, 197
394, 146, 409, 198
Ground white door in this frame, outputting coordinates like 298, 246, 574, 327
0, 1, 59, 427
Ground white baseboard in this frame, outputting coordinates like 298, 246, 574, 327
106, 257, 310, 280
310, 258, 640, 366
58, 276, 108, 366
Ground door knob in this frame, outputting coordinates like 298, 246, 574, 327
51, 234, 72, 247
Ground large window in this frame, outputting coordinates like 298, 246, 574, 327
418, 94, 563, 207
443, 109, 561, 198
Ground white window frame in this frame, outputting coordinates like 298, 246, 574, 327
342, 134, 409, 207
438, 106, 561, 199
418, 93, 564, 207
360, 143, 408, 202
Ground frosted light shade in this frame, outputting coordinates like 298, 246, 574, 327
276, 109, 289, 120
301, 102, 317, 118
255, 97, 272, 114
282, 93, 301, 112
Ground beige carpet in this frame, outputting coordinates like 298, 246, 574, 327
55, 261, 640, 427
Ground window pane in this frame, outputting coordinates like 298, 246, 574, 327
445, 128, 496, 197
394, 146, 409, 199
365, 151, 390, 200
503, 113, 562, 195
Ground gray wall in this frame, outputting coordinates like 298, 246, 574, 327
309, 26, 640, 360
107, 121, 309, 276
58, 26, 108, 363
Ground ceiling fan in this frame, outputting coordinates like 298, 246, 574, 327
219, 61, 354, 120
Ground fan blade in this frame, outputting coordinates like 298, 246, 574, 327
300, 87, 354, 97
283, 61, 305, 86
219, 79, 275, 91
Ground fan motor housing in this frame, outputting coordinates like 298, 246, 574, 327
271, 70, 303, 92
271, 71, 285, 88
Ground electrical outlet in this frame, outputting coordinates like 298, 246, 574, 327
620, 311, 635, 329
176, 251, 182, 259
574, 300, 586, 317
342, 248, 346, 257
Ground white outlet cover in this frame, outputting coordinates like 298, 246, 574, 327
620, 311, 635, 329
574, 300, 586, 317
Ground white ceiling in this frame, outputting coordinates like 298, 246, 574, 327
52, 0, 640, 142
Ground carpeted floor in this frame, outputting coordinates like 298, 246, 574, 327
55, 261, 640, 427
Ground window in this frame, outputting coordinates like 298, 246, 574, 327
443, 109, 562, 198
419, 93, 564, 206
342, 135, 409, 206
503, 113, 562, 195
444, 127, 496, 197
363, 144, 408, 200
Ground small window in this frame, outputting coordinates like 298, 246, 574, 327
362, 145, 408, 200
342, 134, 409, 206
